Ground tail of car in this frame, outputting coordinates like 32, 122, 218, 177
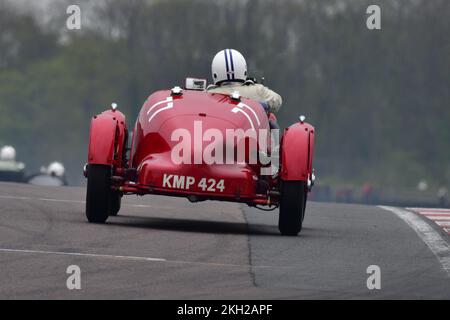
84, 89, 315, 236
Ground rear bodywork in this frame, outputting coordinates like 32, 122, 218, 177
86, 88, 314, 207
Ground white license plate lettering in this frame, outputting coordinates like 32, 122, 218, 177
162, 174, 225, 192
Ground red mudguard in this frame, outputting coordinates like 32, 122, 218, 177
280, 121, 314, 181
88, 109, 127, 167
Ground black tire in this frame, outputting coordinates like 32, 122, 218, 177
109, 191, 122, 216
86, 164, 111, 223
278, 181, 307, 236
302, 192, 308, 222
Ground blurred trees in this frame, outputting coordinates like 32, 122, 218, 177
0, 0, 448, 187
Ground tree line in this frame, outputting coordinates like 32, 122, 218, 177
0, 0, 448, 188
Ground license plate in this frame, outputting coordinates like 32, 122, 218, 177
162, 174, 225, 192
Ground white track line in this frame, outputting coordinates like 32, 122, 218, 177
0, 194, 164, 210
420, 214, 450, 218
38, 198, 84, 204
408, 208, 450, 212
0, 248, 284, 269
0, 195, 85, 203
427, 217, 450, 221
435, 221, 450, 228
0, 195, 34, 200
0, 194, 224, 213
0, 248, 166, 262
379, 206, 450, 276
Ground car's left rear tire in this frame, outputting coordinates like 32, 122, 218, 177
86, 164, 111, 223
278, 180, 307, 236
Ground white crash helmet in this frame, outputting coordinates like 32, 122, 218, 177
211, 49, 247, 84
0, 145, 16, 161
47, 161, 65, 177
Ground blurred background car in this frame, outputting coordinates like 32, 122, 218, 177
27, 161, 67, 186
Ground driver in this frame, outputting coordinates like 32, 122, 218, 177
0, 145, 24, 171
207, 49, 282, 114
0, 145, 25, 182
47, 161, 68, 185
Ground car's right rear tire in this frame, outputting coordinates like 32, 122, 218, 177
278, 180, 307, 236
86, 164, 111, 223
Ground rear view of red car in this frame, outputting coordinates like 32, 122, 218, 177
84, 78, 315, 235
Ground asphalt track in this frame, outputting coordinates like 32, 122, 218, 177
0, 182, 448, 299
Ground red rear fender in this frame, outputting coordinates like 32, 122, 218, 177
88, 110, 127, 167
280, 122, 314, 181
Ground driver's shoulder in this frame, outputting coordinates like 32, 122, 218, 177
207, 83, 244, 93
206, 84, 219, 91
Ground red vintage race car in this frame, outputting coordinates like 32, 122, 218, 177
84, 78, 315, 236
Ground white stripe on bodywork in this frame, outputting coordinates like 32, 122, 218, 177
231, 107, 255, 130
148, 101, 174, 123
237, 102, 261, 126
379, 206, 450, 276
146, 96, 173, 115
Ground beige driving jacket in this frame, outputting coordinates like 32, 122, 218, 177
207, 82, 282, 113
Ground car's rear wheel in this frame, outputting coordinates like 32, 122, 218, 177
278, 180, 307, 236
303, 192, 307, 222
86, 164, 111, 223
109, 191, 122, 216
